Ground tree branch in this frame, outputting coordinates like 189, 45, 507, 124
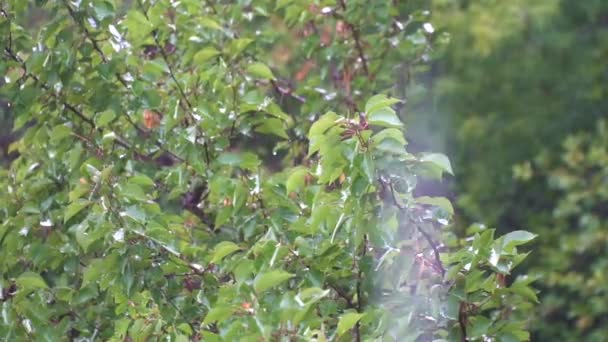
335, 0, 370, 78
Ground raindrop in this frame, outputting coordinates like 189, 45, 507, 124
87, 17, 97, 29
423, 23, 435, 34
123, 73, 134, 82
113, 229, 125, 242
324, 92, 337, 101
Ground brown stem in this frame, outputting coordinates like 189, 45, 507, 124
458, 302, 468, 342
335, 0, 370, 79
415, 224, 446, 277
380, 177, 446, 276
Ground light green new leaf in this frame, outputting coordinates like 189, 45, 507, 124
254, 270, 294, 293
337, 312, 365, 336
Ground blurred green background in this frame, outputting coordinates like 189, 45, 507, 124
407, 0, 608, 340
2, 0, 607, 340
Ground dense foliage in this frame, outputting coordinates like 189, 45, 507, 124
0, 0, 536, 341
409, 0, 608, 340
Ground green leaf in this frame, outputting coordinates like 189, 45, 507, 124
286, 167, 309, 193
50, 124, 72, 143
227, 38, 253, 57
415, 196, 454, 215
337, 312, 365, 336
124, 11, 154, 43
93, 1, 115, 21
367, 107, 403, 128
502, 230, 537, 250
64, 200, 92, 223
371, 128, 406, 146
95, 110, 116, 127
203, 306, 236, 325
365, 94, 402, 114
308, 111, 341, 156
129, 174, 156, 188
17, 272, 48, 290
193, 47, 220, 64
469, 316, 492, 339
254, 270, 294, 293
119, 183, 148, 202
309, 112, 340, 138
419, 152, 454, 176
255, 117, 288, 138
247, 62, 275, 80
200, 17, 222, 31
175, 335, 189, 342
211, 241, 241, 263
510, 278, 539, 303
217, 152, 242, 166
82, 259, 104, 288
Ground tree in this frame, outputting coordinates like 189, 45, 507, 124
0, 1, 534, 340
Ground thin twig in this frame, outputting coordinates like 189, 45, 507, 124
335, 0, 370, 78
381, 177, 446, 277
415, 224, 446, 277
